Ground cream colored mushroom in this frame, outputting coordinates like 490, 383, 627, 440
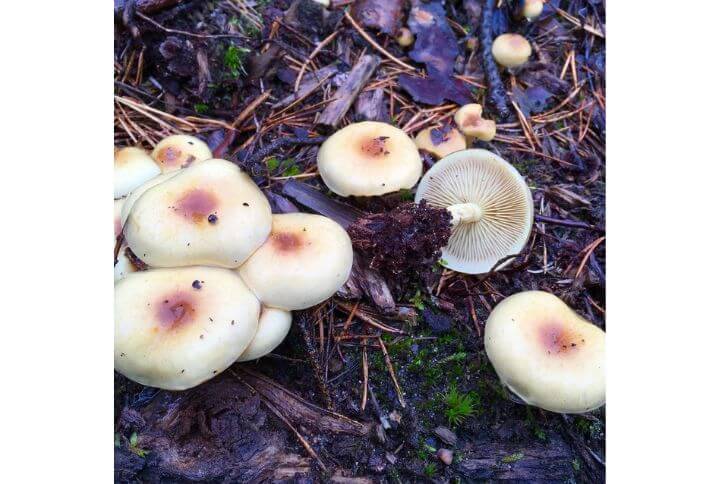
114, 147, 161, 199
521, 0, 544, 21
124, 159, 272, 268
484, 291, 605, 413
238, 213, 353, 310
415, 126, 467, 159
115, 266, 260, 390
237, 306, 292, 362
414, 149, 533, 274
151, 134, 213, 174
396, 27, 414, 48
454, 104, 496, 142
492, 33, 532, 68
119, 172, 179, 228
317, 121, 422, 197
114, 198, 139, 282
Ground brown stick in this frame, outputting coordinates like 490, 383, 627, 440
378, 337, 406, 408
316, 54, 381, 127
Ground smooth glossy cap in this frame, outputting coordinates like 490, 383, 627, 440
238, 213, 353, 310
317, 121, 423, 197
415, 149, 533, 274
124, 159, 272, 268
237, 307, 292, 361
151, 134, 213, 173
115, 266, 260, 390
114, 147, 161, 199
484, 291, 606, 413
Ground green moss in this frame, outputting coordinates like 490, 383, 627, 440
223, 45, 250, 77
423, 462, 437, 478
502, 451, 524, 463
442, 385, 479, 427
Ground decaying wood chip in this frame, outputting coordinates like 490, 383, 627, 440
351, 0, 405, 35
355, 88, 388, 122
434, 425, 458, 446
282, 180, 365, 228
316, 55, 381, 128
273, 64, 340, 109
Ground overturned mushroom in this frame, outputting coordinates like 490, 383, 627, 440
124, 159, 272, 268
414, 149, 533, 274
237, 306, 292, 362
415, 125, 467, 159
238, 213, 353, 310
484, 291, 606, 413
114, 147, 161, 199
492, 33, 532, 68
115, 266, 260, 390
151, 134, 213, 173
454, 104, 496, 142
317, 121, 422, 197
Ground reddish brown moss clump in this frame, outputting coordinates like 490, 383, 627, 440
347, 201, 451, 293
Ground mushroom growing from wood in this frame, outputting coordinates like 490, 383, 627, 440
238, 213, 353, 310
115, 266, 260, 390
124, 159, 272, 268
415, 125, 467, 159
414, 149, 533, 274
317, 121, 423, 197
484, 291, 606, 413
492, 33, 532, 68
237, 306, 292, 362
151, 134, 213, 174
454, 104, 496, 143
114, 147, 161, 199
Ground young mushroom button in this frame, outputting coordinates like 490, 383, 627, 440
414, 149, 533, 274
124, 159, 272, 268
492, 33, 532, 68
114, 266, 260, 390
238, 213, 354, 311
317, 121, 423, 197
484, 291, 606, 414
151, 134, 213, 174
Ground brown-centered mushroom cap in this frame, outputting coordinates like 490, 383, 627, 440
114, 147, 161, 199
492, 33, 532, 68
317, 121, 423, 197
415, 149, 533, 274
115, 266, 260, 390
484, 291, 605, 413
151, 134, 213, 174
453, 104, 496, 142
238, 213, 353, 310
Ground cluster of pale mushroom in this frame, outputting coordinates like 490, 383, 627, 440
114, 135, 353, 390
317, 120, 604, 414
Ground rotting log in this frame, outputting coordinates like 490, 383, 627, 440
316, 55, 381, 128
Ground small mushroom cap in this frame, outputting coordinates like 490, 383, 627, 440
414, 149, 533, 274
492, 33, 532, 68
484, 291, 605, 413
453, 104, 496, 142
396, 27, 414, 48
522, 0, 543, 20
114, 147, 161, 199
415, 126, 467, 159
151, 134, 213, 174
238, 213, 353, 310
115, 266, 260, 390
124, 159, 272, 268
317, 121, 422, 197
237, 307, 292, 362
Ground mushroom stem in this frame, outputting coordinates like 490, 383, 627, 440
447, 203, 483, 225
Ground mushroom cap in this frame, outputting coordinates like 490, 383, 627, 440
237, 306, 292, 362
522, 0, 544, 20
317, 121, 422, 197
484, 291, 605, 413
115, 266, 260, 390
238, 213, 353, 310
492, 33, 532, 68
114, 147, 161, 199
151, 134, 213, 174
124, 159, 272, 268
396, 27, 414, 48
454, 104, 496, 142
415, 126, 467, 159
414, 149, 533, 274
114, 198, 139, 282
120, 172, 180, 228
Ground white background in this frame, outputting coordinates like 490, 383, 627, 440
0, 0, 726, 481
